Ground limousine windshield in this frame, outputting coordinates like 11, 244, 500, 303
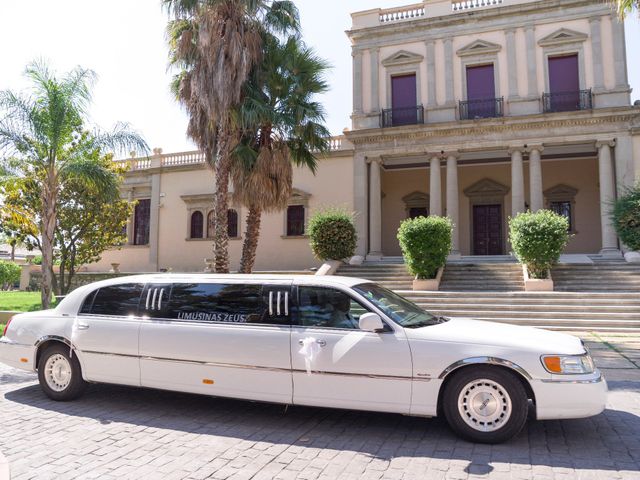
353, 283, 444, 328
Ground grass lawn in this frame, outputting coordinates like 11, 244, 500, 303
0, 291, 45, 312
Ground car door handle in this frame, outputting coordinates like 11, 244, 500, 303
77, 322, 89, 330
299, 339, 326, 347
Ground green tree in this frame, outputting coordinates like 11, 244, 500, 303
231, 35, 330, 272
612, 1, 638, 18
0, 62, 146, 307
1, 149, 133, 295
165, 0, 299, 273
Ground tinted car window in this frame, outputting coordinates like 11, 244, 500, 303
88, 284, 144, 316
165, 283, 289, 326
297, 287, 368, 329
79, 290, 98, 314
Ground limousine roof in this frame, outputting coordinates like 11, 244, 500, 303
55, 274, 375, 316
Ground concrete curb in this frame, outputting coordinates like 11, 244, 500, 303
0, 451, 10, 480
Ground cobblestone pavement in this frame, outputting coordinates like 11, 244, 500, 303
0, 332, 639, 480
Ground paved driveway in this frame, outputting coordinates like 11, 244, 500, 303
0, 332, 639, 480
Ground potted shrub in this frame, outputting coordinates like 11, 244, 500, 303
308, 208, 358, 275
612, 183, 640, 263
397, 216, 452, 291
509, 210, 569, 291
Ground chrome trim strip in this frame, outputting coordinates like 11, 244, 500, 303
269, 291, 273, 316
78, 350, 431, 381
151, 288, 158, 311
277, 291, 281, 316
34, 335, 74, 349
540, 372, 603, 384
145, 289, 151, 309
284, 292, 289, 316
158, 288, 164, 310
0, 338, 32, 348
438, 356, 533, 380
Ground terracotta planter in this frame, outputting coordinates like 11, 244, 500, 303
412, 267, 443, 291
522, 265, 554, 291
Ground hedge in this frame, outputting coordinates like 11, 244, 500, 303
307, 208, 358, 261
397, 216, 452, 279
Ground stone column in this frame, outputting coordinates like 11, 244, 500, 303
429, 155, 442, 216
353, 152, 368, 259
149, 173, 161, 271
505, 29, 519, 99
509, 147, 526, 217
367, 156, 383, 260
446, 152, 460, 257
425, 40, 436, 107
589, 17, 605, 91
443, 38, 454, 105
597, 140, 620, 256
524, 25, 537, 98
528, 145, 544, 212
352, 49, 363, 114
370, 48, 380, 112
126, 189, 134, 245
610, 17, 629, 89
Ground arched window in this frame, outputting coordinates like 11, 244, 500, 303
207, 211, 215, 238
228, 209, 239, 238
190, 211, 204, 239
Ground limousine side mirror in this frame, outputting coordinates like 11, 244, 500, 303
359, 313, 385, 333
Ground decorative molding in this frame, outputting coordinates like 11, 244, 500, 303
595, 139, 616, 149
544, 184, 578, 201
456, 39, 502, 57
402, 191, 429, 212
537, 28, 588, 47
289, 188, 312, 205
346, 112, 639, 147
381, 50, 424, 67
464, 178, 510, 198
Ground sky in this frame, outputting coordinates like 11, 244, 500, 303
1, 1, 639, 155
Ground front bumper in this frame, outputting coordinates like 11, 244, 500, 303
532, 370, 607, 420
0, 337, 36, 372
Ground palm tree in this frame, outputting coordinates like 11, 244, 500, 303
0, 61, 147, 308
612, 1, 638, 18
231, 35, 331, 273
165, 0, 299, 273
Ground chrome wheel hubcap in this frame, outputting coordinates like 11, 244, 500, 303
458, 378, 512, 432
44, 354, 72, 392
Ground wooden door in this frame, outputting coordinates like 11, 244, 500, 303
473, 204, 503, 255
391, 74, 417, 126
548, 54, 579, 111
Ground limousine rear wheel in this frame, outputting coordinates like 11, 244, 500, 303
37, 344, 87, 401
442, 366, 528, 444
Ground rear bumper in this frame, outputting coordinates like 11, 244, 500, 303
532, 370, 607, 420
0, 337, 36, 372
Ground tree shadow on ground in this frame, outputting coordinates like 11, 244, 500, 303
5, 379, 640, 474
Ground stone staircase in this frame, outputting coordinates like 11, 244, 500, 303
551, 260, 640, 292
337, 263, 413, 290
398, 291, 640, 331
336, 258, 640, 331
439, 262, 524, 291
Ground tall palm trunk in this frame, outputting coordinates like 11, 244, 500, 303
239, 206, 262, 273
40, 174, 56, 308
214, 137, 231, 273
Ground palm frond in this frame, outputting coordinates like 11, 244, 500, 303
89, 122, 149, 157
59, 157, 120, 201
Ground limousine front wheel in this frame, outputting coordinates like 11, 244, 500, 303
37, 344, 87, 401
442, 366, 528, 444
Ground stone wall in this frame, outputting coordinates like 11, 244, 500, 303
28, 272, 135, 293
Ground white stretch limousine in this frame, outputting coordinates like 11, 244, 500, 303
0, 274, 606, 443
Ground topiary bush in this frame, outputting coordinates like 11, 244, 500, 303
397, 216, 452, 279
509, 210, 569, 279
612, 183, 640, 251
0, 260, 21, 290
307, 208, 357, 261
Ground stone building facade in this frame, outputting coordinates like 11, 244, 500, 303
90, 0, 640, 273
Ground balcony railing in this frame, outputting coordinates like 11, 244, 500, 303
380, 105, 425, 128
459, 97, 504, 120
542, 89, 593, 113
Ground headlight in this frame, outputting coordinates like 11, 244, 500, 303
541, 354, 595, 374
